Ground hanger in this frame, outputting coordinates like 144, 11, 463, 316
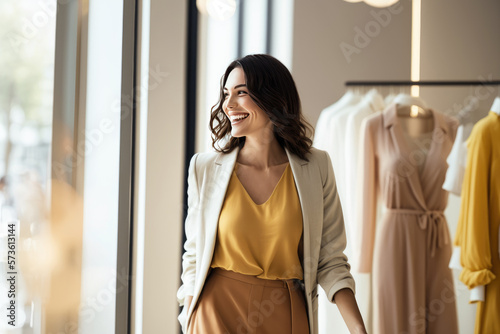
392, 93, 431, 118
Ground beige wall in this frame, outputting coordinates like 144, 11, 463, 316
420, 0, 500, 121
292, 0, 412, 127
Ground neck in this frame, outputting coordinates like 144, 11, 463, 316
238, 135, 288, 169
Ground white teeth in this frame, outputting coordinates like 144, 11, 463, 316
230, 114, 249, 122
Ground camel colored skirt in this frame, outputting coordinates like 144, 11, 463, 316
187, 268, 310, 334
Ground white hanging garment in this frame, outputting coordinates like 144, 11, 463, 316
449, 247, 462, 270
328, 96, 367, 227
314, 90, 361, 150
443, 123, 474, 195
384, 93, 397, 106
314, 91, 362, 220
343, 89, 384, 334
445, 125, 473, 286
316, 90, 364, 334
319, 92, 365, 226
318, 89, 382, 334
344, 89, 385, 249
445, 103, 475, 277
491, 96, 500, 115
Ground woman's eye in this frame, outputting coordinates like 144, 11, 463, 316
223, 91, 246, 99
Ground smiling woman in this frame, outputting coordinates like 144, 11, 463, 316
209, 54, 314, 160
177, 54, 368, 334
222, 68, 271, 138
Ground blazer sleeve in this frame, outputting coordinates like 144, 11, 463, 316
317, 150, 356, 303
176, 153, 200, 306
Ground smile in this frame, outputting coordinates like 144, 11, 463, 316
230, 114, 249, 124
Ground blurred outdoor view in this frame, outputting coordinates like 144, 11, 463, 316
0, 0, 56, 332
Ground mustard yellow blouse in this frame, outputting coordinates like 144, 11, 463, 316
210, 162, 304, 280
456, 111, 500, 289
455, 111, 500, 333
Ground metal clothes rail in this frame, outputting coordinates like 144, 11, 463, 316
345, 80, 500, 86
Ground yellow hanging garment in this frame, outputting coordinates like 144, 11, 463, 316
456, 111, 500, 334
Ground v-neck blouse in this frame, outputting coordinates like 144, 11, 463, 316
210, 162, 304, 280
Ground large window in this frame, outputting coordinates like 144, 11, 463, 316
0, 1, 133, 332
0, 1, 56, 332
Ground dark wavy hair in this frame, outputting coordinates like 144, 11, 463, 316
209, 54, 314, 161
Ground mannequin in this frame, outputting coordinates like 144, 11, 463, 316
356, 94, 460, 334
392, 93, 433, 138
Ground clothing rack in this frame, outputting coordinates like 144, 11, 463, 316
345, 80, 500, 86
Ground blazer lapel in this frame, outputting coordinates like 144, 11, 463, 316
285, 147, 314, 290
188, 146, 239, 324
203, 146, 239, 264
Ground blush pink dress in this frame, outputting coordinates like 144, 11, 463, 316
355, 104, 459, 334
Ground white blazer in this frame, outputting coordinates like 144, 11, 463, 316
176, 145, 356, 334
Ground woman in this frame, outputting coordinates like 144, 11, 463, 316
177, 54, 367, 334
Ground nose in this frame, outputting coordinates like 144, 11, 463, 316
226, 93, 237, 109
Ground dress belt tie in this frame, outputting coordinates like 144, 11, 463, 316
385, 208, 450, 257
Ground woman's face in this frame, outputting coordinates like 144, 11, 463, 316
222, 67, 272, 139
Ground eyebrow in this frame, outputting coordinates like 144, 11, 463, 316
223, 84, 247, 91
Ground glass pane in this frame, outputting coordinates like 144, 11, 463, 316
78, 0, 124, 332
0, 1, 126, 333
0, 1, 56, 332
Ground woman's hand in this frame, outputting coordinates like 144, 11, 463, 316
334, 288, 368, 334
